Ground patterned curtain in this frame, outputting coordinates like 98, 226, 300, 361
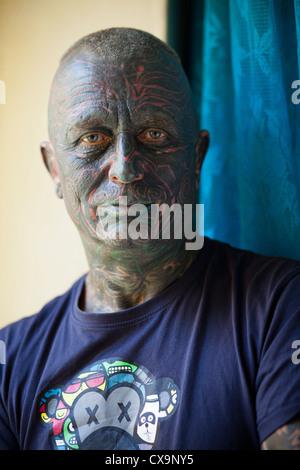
167, 0, 300, 260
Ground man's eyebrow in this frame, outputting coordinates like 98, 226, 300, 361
65, 109, 113, 135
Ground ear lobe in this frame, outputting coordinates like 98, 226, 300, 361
40, 141, 63, 199
195, 130, 209, 189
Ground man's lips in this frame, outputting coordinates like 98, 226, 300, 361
99, 199, 155, 206
96, 202, 153, 217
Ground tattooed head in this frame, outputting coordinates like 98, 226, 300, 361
60, 27, 182, 67
41, 27, 209, 252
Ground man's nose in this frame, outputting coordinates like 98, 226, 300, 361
108, 133, 143, 184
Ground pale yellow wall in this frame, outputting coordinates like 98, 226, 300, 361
0, 0, 167, 328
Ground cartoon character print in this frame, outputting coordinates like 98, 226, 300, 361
38, 358, 179, 450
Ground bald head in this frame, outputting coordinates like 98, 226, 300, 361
59, 27, 181, 67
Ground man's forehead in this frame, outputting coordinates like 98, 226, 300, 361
52, 52, 189, 119
54, 48, 186, 97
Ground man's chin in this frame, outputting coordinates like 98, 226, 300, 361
94, 222, 175, 250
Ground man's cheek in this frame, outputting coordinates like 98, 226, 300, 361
61, 174, 92, 225
62, 176, 81, 225
177, 173, 194, 205
61, 178, 100, 240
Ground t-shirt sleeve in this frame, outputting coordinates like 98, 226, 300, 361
0, 364, 19, 449
0, 333, 19, 449
0, 397, 19, 450
255, 272, 300, 444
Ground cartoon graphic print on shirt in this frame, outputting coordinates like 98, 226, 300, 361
38, 358, 180, 450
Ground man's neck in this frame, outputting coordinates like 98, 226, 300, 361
80, 240, 199, 313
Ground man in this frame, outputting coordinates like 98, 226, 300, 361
0, 28, 299, 450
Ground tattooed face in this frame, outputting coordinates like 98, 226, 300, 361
42, 48, 204, 251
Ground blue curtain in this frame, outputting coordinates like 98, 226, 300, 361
167, 0, 300, 260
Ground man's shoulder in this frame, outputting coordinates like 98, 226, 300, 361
205, 236, 300, 285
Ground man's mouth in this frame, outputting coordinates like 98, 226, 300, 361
96, 201, 153, 218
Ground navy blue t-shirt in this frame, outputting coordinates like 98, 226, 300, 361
0, 237, 300, 450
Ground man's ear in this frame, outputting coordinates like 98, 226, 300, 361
195, 130, 209, 189
40, 141, 63, 199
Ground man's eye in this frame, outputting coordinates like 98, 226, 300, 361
148, 130, 164, 139
81, 133, 109, 145
138, 129, 167, 143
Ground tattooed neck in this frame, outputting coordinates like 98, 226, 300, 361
79, 241, 200, 313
